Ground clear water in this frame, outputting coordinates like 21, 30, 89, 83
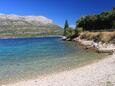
0, 37, 106, 84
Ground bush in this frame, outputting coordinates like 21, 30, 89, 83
66, 28, 75, 37
75, 28, 83, 34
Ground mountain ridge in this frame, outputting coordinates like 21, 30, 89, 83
0, 14, 63, 38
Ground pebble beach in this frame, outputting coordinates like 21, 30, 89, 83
3, 53, 115, 86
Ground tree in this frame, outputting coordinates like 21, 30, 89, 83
112, 21, 115, 28
63, 20, 69, 36
76, 8, 115, 31
66, 27, 75, 37
112, 7, 115, 11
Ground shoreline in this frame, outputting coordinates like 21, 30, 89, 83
73, 37, 115, 54
1, 53, 107, 85
3, 53, 115, 86
0, 35, 62, 39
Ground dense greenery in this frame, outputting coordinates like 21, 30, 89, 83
63, 8, 115, 41
63, 20, 83, 38
77, 8, 115, 31
63, 20, 76, 38
63, 20, 69, 36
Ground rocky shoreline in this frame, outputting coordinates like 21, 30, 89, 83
74, 38, 115, 53
62, 31, 115, 54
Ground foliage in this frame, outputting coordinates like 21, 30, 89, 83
76, 8, 115, 31
112, 21, 115, 28
63, 20, 75, 37
66, 27, 75, 37
0, 24, 63, 38
74, 27, 83, 36
63, 20, 83, 39
63, 20, 69, 36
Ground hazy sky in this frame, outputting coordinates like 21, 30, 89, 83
0, 0, 115, 27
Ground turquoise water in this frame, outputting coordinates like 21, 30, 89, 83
0, 37, 106, 84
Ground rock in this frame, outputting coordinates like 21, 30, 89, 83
62, 36, 67, 40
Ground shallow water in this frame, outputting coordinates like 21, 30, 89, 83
0, 37, 106, 84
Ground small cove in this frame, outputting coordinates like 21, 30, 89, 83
0, 37, 107, 84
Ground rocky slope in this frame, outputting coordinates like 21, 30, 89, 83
0, 14, 63, 38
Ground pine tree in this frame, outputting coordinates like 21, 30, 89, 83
63, 20, 69, 36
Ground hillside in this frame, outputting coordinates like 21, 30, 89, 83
0, 14, 63, 38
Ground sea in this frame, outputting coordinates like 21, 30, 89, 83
0, 37, 106, 84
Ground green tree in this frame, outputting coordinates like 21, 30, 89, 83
63, 20, 69, 36
66, 27, 75, 37
112, 7, 115, 11
76, 8, 115, 31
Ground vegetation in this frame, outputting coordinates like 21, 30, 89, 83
66, 27, 75, 37
79, 31, 115, 43
0, 25, 63, 38
63, 20, 83, 40
63, 20, 69, 36
76, 8, 115, 31
63, 8, 115, 42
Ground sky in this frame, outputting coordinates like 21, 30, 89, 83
0, 0, 115, 27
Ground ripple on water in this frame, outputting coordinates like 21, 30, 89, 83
0, 37, 107, 84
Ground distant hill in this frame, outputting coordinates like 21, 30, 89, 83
0, 14, 63, 38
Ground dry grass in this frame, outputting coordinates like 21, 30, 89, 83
99, 31, 115, 43
79, 31, 115, 43
80, 32, 100, 40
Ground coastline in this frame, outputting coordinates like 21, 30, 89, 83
3, 53, 115, 86
0, 35, 62, 39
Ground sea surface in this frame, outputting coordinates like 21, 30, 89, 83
0, 37, 106, 84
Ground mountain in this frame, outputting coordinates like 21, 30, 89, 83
0, 14, 63, 38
